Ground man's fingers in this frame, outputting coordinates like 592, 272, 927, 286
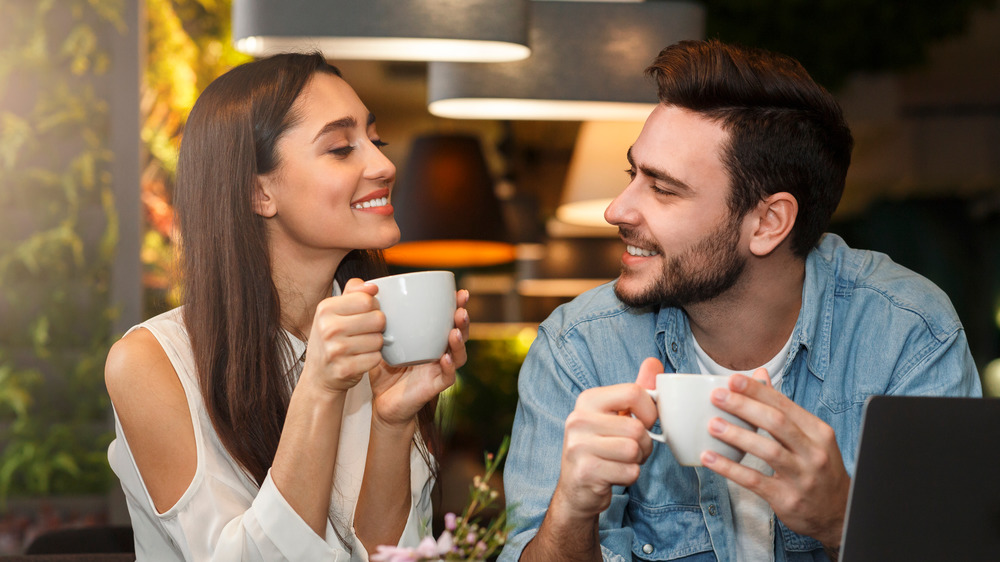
725, 373, 829, 442
636, 357, 663, 390
576, 383, 658, 427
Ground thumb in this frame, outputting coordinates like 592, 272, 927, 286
344, 277, 378, 295
751, 367, 771, 387
636, 357, 663, 390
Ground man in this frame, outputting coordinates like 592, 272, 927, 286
500, 40, 981, 562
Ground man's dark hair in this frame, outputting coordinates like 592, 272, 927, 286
646, 40, 854, 257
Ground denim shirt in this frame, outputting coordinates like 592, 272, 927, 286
500, 234, 981, 562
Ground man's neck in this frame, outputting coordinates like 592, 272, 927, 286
684, 256, 805, 371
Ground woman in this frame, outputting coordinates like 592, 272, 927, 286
105, 53, 470, 560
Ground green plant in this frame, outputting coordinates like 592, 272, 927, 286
141, 0, 250, 316
0, 0, 125, 501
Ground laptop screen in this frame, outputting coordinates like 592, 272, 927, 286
839, 395, 1000, 561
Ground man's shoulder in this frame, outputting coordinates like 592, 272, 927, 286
812, 234, 961, 335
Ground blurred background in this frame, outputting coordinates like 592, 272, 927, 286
0, 0, 998, 554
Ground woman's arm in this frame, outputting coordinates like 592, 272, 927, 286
356, 289, 470, 552
106, 328, 198, 514
108, 326, 356, 537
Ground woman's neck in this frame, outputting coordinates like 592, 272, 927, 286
270, 244, 347, 340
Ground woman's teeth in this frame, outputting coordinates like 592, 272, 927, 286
627, 245, 658, 257
353, 197, 388, 210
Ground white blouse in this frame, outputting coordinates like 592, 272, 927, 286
108, 307, 434, 561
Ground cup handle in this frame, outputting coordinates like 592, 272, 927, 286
645, 389, 667, 444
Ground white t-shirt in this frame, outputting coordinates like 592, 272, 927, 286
107, 306, 434, 561
691, 333, 793, 562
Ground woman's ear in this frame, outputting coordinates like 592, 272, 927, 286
748, 192, 797, 257
253, 176, 277, 218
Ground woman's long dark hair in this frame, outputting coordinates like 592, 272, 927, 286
175, 52, 437, 486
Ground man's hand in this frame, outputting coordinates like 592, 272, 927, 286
702, 368, 850, 549
522, 357, 661, 561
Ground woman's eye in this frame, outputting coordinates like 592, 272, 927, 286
329, 146, 355, 157
372, 139, 388, 149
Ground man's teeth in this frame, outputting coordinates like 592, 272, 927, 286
627, 245, 658, 257
354, 197, 388, 209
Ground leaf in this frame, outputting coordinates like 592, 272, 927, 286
0, 113, 32, 171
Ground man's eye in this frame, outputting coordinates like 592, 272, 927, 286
624, 168, 636, 179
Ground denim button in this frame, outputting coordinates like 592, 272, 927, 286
671, 342, 678, 352
642, 544, 654, 554
708, 504, 718, 516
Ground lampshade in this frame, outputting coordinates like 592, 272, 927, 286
556, 120, 646, 228
384, 134, 516, 268
232, 0, 531, 62
427, 0, 705, 120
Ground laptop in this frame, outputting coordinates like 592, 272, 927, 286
839, 395, 1000, 561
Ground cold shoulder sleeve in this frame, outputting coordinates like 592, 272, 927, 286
107, 308, 435, 561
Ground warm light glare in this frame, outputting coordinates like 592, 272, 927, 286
983, 359, 1000, 397
428, 98, 657, 121
384, 240, 517, 268
516, 278, 611, 298
235, 36, 531, 62
556, 199, 616, 228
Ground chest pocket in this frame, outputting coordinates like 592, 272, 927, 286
625, 440, 715, 560
626, 501, 715, 561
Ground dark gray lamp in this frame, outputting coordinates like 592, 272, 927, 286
232, 0, 531, 62
427, 0, 705, 120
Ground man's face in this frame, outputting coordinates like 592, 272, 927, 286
604, 104, 749, 309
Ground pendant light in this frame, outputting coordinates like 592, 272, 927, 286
427, 0, 705, 120
383, 134, 516, 268
232, 0, 531, 62
556, 120, 646, 228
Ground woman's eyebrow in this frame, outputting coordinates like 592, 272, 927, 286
312, 116, 357, 142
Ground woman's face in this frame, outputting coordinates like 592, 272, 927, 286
256, 72, 400, 263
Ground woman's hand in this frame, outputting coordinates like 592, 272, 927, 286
368, 288, 471, 429
300, 278, 387, 394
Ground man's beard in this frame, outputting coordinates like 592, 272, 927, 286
614, 215, 747, 309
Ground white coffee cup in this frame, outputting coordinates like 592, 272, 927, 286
646, 373, 754, 466
369, 270, 457, 367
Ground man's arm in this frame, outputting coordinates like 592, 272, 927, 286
519, 358, 662, 561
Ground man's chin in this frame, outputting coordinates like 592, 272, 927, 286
613, 276, 660, 309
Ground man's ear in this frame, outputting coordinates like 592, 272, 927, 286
253, 176, 277, 218
747, 192, 797, 257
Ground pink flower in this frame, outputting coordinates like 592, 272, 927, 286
444, 512, 457, 531
371, 545, 419, 562
436, 530, 455, 553
414, 536, 440, 558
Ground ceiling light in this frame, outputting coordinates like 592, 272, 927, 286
232, 0, 531, 62
427, 0, 704, 120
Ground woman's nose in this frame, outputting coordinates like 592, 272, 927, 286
364, 143, 396, 184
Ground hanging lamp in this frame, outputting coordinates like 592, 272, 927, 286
556, 120, 646, 228
232, 0, 531, 62
427, 0, 705, 120
383, 134, 516, 268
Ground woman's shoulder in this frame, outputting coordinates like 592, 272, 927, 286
106, 312, 199, 515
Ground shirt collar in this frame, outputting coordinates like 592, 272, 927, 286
652, 234, 842, 382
